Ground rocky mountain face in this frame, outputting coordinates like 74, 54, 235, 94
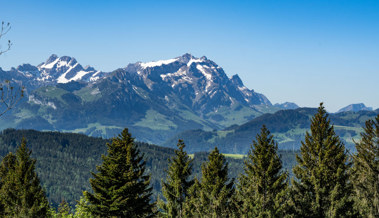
337, 103, 373, 113
120, 53, 271, 114
1, 54, 276, 144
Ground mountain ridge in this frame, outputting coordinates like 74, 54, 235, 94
337, 103, 373, 113
0, 53, 277, 145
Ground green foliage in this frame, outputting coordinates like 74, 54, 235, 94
237, 125, 289, 217
0, 151, 16, 215
291, 103, 356, 217
57, 200, 72, 218
158, 140, 194, 217
49, 196, 93, 218
0, 138, 50, 217
352, 115, 379, 218
0, 129, 298, 213
72, 196, 93, 218
84, 128, 155, 217
185, 147, 235, 217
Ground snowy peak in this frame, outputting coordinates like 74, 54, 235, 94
119, 54, 271, 113
178, 53, 194, 62
37, 54, 106, 84
178, 53, 208, 65
139, 58, 179, 69
135, 53, 210, 70
38, 55, 78, 70
45, 54, 59, 65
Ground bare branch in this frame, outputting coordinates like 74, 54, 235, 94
0, 21, 21, 117
0, 21, 12, 55
0, 81, 25, 117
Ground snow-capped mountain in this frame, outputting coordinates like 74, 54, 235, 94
0, 55, 107, 90
37, 54, 106, 83
1, 53, 275, 144
120, 53, 271, 114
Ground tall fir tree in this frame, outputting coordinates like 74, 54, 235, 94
237, 125, 288, 217
185, 147, 235, 217
158, 139, 194, 217
0, 152, 16, 215
352, 115, 379, 217
291, 103, 356, 217
0, 138, 50, 217
84, 128, 155, 217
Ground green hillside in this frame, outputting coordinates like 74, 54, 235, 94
164, 108, 378, 153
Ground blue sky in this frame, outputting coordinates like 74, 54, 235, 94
0, 0, 378, 112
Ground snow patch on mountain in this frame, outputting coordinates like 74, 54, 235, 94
29, 95, 57, 110
139, 58, 178, 68
187, 57, 204, 66
41, 58, 59, 69
196, 65, 212, 80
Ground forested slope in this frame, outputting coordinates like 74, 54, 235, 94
0, 129, 297, 208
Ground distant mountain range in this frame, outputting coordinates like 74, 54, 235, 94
1, 54, 284, 144
337, 103, 373, 113
1, 54, 376, 149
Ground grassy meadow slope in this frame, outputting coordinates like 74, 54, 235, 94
164, 108, 378, 153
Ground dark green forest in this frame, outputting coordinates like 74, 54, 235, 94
0, 129, 297, 209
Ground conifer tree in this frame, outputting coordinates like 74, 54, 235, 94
158, 139, 194, 217
84, 128, 155, 217
0, 152, 16, 216
352, 115, 379, 217
0, 138, 50, 217
291, 103, 356, 217
237, 125, 288, 217
186, 147, 235, 217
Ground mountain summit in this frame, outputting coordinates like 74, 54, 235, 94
122, 53, 271, 114
37, 54, 106, 83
